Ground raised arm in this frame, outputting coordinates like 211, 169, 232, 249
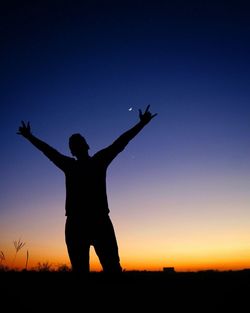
17, 121, 70, 170
98, 105, 157, 162
115, 104, 157, 145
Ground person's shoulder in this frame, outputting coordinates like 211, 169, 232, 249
91, 149, 109, 163
63, 156, 77, 166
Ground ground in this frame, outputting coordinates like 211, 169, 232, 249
1, 270, 249, 312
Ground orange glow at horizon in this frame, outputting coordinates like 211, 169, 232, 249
3, 242, 250, 272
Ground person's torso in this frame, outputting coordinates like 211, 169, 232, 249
64, 157, 109, 216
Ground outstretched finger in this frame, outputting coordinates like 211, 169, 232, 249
21, 120, 26, 127
145, 104, 150, 112
151, 113, 158, 118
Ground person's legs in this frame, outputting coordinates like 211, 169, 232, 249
65, 216, 90, 273
93, 215, 122, 273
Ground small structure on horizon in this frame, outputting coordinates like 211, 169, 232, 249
163, 267, 175, 273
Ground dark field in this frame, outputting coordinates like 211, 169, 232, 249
1, 270, 249, 312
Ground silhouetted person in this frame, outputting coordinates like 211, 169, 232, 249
17, 105, 157, 273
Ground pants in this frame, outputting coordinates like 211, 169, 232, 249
65, 214, 122, 273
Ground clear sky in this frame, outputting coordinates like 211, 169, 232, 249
1, 0, 250, 271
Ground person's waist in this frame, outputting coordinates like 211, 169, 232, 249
65, 210, 109, 218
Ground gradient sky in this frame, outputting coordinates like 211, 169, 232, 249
1, 0, 250, 271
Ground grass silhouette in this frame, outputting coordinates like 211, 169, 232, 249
12, 238, 25, 268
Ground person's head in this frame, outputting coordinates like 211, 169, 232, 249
69, 133, 89, 158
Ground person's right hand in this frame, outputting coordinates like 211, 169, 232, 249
17, 121, 31, 138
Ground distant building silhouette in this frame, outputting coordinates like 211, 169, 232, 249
163, 267, 175, 273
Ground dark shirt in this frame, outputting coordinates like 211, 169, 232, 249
44, 140, 127, 217
64, 155, 110, 216
59, 146, 123, 217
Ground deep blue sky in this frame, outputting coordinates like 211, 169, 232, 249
1, 0, 250, 270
